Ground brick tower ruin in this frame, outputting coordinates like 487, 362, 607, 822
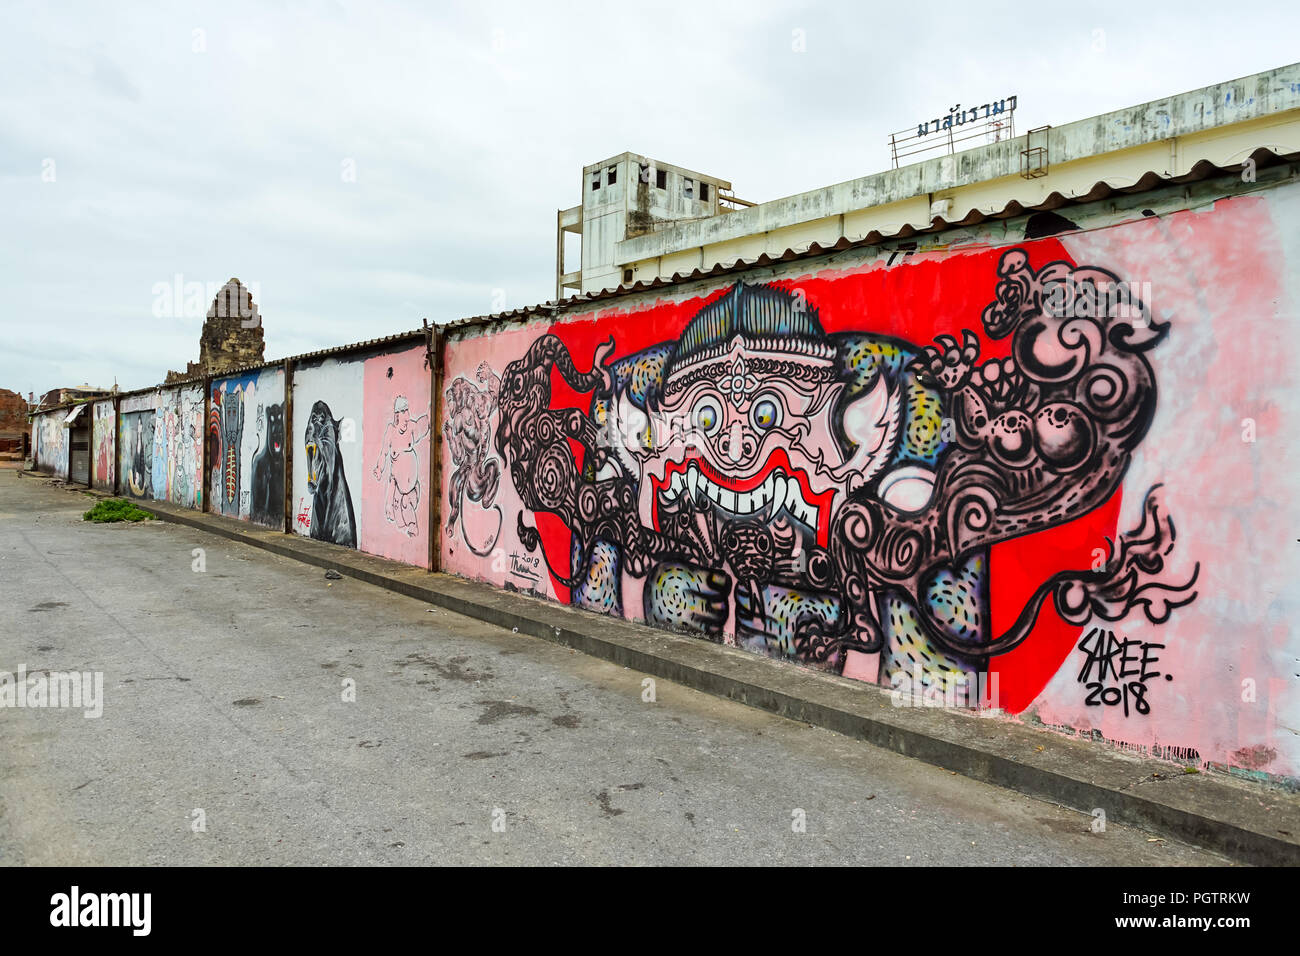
165, 278, 265, 383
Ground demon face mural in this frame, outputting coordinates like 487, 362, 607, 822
493, 248, 1199, 698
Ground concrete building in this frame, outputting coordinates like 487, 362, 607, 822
559, 63, 1300, 295
0, 388, 29, 456
555, 153, 750, 298
34, 385, 112, 410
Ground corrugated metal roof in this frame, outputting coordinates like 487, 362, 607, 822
442, 147, 1298, 337
44, 147, 1298, 403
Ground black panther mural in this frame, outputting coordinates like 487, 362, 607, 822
303, 399, 357, 548
493, 249, 1199, 689
250, 402, 285, 527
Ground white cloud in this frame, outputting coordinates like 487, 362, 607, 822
1, 0, 1297, 394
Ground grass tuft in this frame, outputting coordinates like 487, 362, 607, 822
83, 498, 155, 523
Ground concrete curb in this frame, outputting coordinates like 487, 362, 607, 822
41, 474, 1300, 865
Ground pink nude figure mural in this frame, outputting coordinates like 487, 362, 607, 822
372, 395, 430, 537
360, 346, 432, 568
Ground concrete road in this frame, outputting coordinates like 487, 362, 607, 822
0, 469, 1230, 865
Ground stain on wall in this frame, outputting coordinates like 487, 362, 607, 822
210, 368, 285, 528
91, 400, 115, 490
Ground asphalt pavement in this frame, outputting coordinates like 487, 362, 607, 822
0, 468, 1230, 865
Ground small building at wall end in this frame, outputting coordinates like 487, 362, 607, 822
34, 385, 114, 411
558, 63, 1300, 296
555, 152, 752, 299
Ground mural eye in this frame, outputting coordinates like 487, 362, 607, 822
694, 401, 720, 435
751, 397, 781, 431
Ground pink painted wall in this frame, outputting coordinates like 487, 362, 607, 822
1025, 196, 1300, 776
439, 187, 1300, 783
360, 347, 432, 569
440, 326, 553, 594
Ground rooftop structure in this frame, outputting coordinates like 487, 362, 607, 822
559, 63, 1300, 295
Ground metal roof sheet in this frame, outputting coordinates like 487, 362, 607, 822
442, 147, 1298, 337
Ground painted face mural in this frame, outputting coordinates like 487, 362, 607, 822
493, 249, 1199, 699
209, 372, 286, 528
213, 393, 245, 509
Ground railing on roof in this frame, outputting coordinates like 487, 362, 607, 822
889, 99, 1018, 169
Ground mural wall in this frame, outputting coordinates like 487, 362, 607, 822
210, 367, 285, 528
25, 177, 1298, 783
152, 385, 204, 510
91, 400, 115, 490
118, 393, 157, 500
32, 410, 68, 479
441, 190, 1300, 781
292, 344, 432, 567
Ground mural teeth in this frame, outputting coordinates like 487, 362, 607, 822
795, 501, 817, 527
772, 474, 787, 515
736, 490, 754, 513
783, 478, 801, 513
718, 488, 736, 512
687, 465, 700, 500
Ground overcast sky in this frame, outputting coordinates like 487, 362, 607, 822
2, 0, 1297, 397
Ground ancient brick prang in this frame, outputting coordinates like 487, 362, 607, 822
165, 277, 265, 383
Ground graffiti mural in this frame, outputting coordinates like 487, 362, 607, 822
489, 260, 1198, 703
292, 358, 360, 548
118, 394, 157, 500
210, 368, 285, 528
291, 345, 430, 564
152, 386, 204, 509
120, 414, 154, 498
437, 192, 1300, 781
444, 362, 503, 557
251, 399, 285, 526
33, 412, 68, 478
361, 347, 432, 567
302, 399, 357, 548
92, 400, 115, 490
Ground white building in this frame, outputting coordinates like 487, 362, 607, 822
558, 63, 1300, 296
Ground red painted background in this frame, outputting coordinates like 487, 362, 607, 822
526, 240, 1121, 712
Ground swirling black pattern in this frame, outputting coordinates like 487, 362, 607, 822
496, 333, 705, 589
491, 251, 1199, 674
